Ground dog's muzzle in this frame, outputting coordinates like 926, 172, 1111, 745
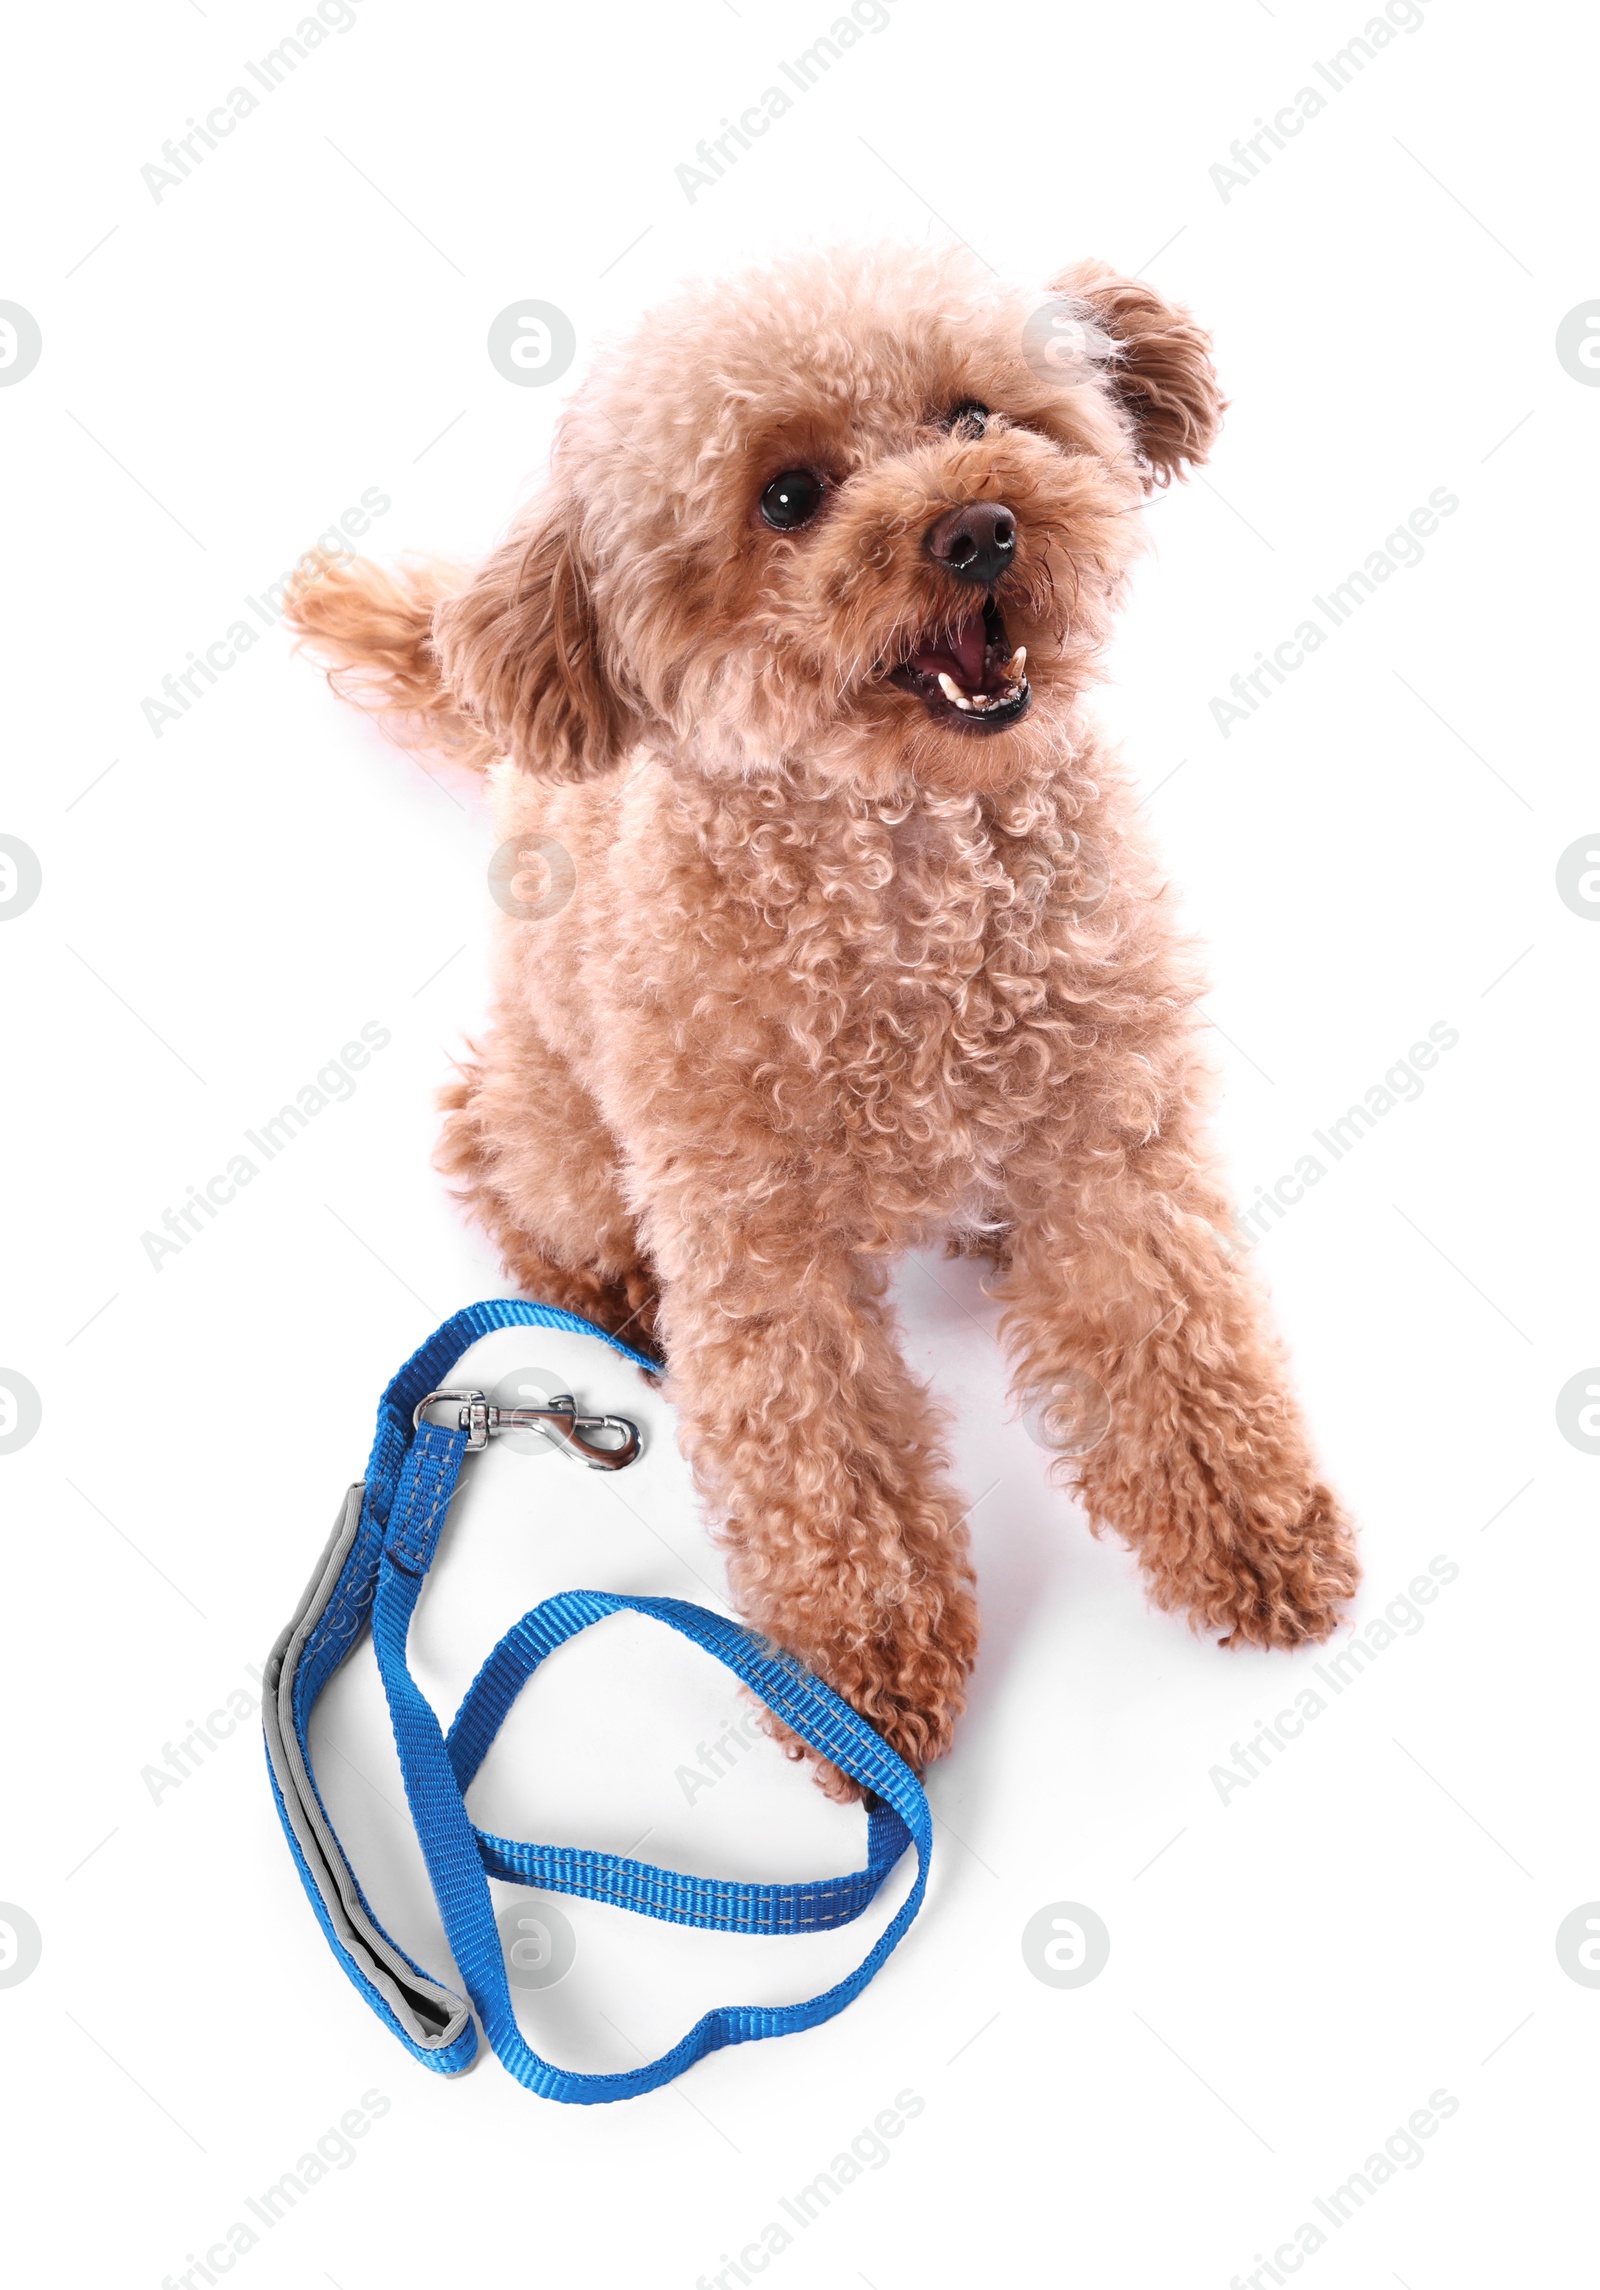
886, 592, 1032, 732
924, 499, 1016, 588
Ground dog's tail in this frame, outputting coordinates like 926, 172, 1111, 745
282, 551, 502, 772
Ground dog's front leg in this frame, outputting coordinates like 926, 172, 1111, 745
997, 1119, 1359, 1648
647, 1207, 979, 1785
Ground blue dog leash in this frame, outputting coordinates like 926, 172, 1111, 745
262, 1299, 934, 2103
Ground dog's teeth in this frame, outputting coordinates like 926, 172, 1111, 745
936, 672, 974, 711
1008, 646, 1027, 679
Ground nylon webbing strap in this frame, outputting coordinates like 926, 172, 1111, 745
262, 1299, 933, 2104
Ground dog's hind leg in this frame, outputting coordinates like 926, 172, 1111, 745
437, 1022, 660, 1355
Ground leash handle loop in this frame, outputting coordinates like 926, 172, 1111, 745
263, 1300, 933, 2103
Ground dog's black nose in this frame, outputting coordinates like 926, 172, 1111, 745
924, 500, 1016, 586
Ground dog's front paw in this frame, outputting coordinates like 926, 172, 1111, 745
1080, 1418, 1360, 1651
755, 1581, 979, 1798
1205, 1481, 1359, 1648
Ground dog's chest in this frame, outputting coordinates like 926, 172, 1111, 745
737, 805, 1072, 1154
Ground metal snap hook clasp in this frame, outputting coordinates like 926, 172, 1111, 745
411, 1389, 642, 1470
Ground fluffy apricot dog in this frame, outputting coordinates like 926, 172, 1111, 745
287, 243, 1358, 1782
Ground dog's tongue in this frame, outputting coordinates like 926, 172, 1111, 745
912, 613, 988, 686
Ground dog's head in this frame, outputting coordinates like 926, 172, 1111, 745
434, 245, 1222, 795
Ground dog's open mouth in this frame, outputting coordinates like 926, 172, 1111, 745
886, 597, 1031, 732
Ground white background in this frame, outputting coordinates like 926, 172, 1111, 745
2, 0, 1595, 2282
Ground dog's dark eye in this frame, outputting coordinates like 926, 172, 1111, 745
759, 470, 825, 530
947, 401, 989, 437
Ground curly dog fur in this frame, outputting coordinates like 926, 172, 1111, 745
286, 243, 1359, 1786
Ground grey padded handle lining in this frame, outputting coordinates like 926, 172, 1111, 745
262, 1485, 473, 2058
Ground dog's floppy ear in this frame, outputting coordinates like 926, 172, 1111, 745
431, 500, 634, 778
1048, 261, 1224, 489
